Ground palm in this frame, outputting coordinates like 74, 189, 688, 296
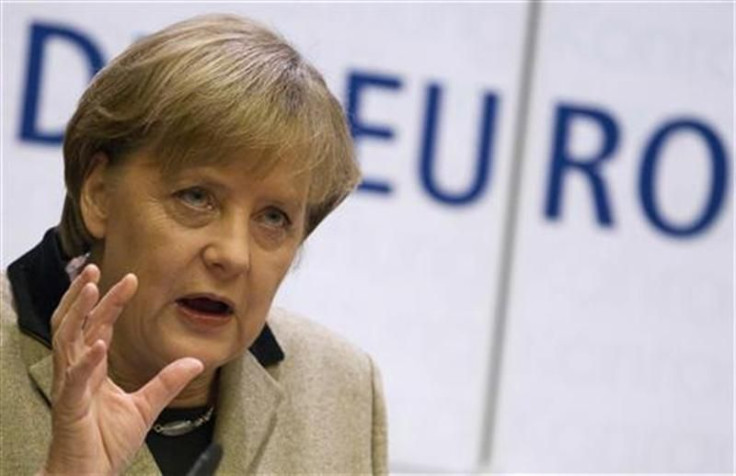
45, 266, 202, 475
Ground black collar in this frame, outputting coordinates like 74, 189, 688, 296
6, 228, 285, 367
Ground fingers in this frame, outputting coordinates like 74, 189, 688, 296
135, 358, 205, 424
54, 271, 138, 351
57, 340, 108, 407
84, 274, 138, 346
52, 282, 99, 402
51, 270, 135, 404
54, 282, 99, 351
51, 264, 100, 335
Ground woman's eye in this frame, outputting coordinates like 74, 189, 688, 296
174, 187, 214, 210
259, 208, 291, 229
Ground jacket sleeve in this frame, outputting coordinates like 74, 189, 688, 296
370, 357, 388, 475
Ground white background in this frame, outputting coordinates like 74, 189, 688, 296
1, 2, 733, 472
491, 3, 734, 472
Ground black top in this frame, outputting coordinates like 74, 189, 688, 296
146, 406, 216, 476
7, 228, 286, 474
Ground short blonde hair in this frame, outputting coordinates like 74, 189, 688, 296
59, 14, 359, 257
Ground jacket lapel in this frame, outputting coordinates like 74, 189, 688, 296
214, 351, 284, 474
27, 352, 53, 403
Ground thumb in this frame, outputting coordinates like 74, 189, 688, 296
134, 357, 205, 425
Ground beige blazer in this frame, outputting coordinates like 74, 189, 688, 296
0, 274, 387, 475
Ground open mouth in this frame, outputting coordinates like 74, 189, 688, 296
177, 296, 234, 317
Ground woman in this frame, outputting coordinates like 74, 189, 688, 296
1, 14, 387, 475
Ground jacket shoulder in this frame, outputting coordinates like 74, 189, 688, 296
0, 273, 55, 474
267, 306, 372, 375
260, 307, 387, 474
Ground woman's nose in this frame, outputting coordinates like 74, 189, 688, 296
202, 220, 251, 279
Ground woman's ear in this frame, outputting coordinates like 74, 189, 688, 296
80, 153, 111, 240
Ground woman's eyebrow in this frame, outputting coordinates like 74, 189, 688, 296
164, 169, 308, 205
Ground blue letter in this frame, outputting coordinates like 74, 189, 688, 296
21, 22, 105, 144
639, 119, 728, 238
419, 84, 498, 205
346, 71, 402, 194
545, 104, 619, 226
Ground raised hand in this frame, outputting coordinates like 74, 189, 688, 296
43, 264, 204, 475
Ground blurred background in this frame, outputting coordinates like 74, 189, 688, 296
1, 2, 733, 472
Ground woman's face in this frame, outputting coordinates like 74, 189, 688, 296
85, 150, 308, 382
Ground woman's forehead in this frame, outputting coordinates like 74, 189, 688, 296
128, 148, 312, 195
143, 140, 310, 174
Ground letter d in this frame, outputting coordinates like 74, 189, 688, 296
21, 22, 105, 144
